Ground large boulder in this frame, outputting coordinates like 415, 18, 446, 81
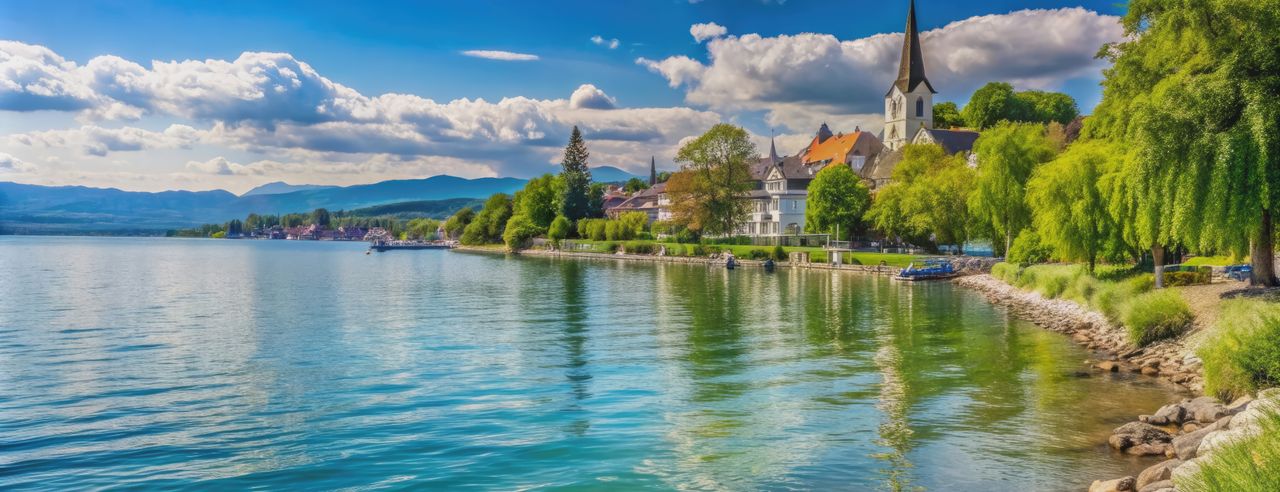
1142, 403, 1186, 426
1172, 418, 1228, 460
1184, 396, 1228, 423
1135, 459, 1181, 490
1089, 476, 1136, 492
1110, 422, 1173, 456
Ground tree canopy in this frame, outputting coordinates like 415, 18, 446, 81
1027, 140, 1123, 272
866, 143, 975, 252
512, 173, 562, 229
460, 193, 513, 245
962, 82, 1080, 130
932, 102, 964, 129
558, 126, 593, 221
805, 164, 871, 241
666, 124, 756, 236
968, 122, 1057, 255
1088, 0, 1280, 285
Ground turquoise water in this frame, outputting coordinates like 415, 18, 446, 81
0, 237, 1183, 490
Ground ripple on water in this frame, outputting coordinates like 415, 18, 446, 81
0, 238, 1187, 490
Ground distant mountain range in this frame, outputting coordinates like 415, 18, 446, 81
240, 181, 337, 197
0, 166, 642, 234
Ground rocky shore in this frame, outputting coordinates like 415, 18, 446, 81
453, 246, 907, 276
953, 274, 1204, 394
1087, 390, 1278, 492
953, 274, 1280, 491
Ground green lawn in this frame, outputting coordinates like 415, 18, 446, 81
565, 240, 923, 268
1183, 255, 1242, 267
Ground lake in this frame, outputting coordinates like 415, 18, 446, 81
0, 236, 1184, 490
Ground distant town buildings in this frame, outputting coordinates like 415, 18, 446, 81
604, 0, 979, 240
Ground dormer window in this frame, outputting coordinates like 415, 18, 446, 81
850, 155, 867, 172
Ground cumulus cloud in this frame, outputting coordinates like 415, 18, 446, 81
0, 152, 34, 172
0, 41, 726, 178
590, 35, 620, 50
690, 22, 728, 43
460, 50, 539, 61
9, 124, 203, 156
644, 8, 1122, 132
568, 84, 617, 110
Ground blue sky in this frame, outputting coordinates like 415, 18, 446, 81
0, 0, 1129, 193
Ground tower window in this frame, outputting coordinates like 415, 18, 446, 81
916, 97, 925, 117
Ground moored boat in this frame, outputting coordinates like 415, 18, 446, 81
894, 259, 958, 281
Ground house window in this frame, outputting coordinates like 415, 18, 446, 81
850, 155, 866, 172
916, 97, 924, 117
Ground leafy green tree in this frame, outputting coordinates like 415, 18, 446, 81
968, 122, 1057, 255
1016, 91, 1079, 125
444, 207, 475, 239
805, 164, 871, 241
461, 193, 512, 245
617, 211, 649, 240
512, 174, 561, 229
311, 208, 331, 227
1006, 229, 1053, 265
963, 82, 1025, 130
586, 182, 607, 219
405, 218, 442, 240
1026, 141, 1121, 272
502, 214, 541, 250
1089, 0, 1280, 286
623, 177, 649, 193
558, 126, 593, 221
932, 102, 965, 129
548, 215, 570, 248
866, 144, 975, 252
667, 124, 756, 236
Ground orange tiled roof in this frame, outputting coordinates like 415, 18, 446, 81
802, 132, 864, 165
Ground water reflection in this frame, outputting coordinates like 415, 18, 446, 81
0, 238, 1187, 491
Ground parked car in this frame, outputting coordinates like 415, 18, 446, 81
1224, 264, 1253, 282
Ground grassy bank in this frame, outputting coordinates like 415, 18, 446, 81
1200, 299, 1280, 400
565, 240, 922, 268
1176, 406, 1280, 492
989, 263, 1193, 346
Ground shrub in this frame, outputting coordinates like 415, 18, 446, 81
547, 216, 570, 248
636, 232, 655, 241
625, 241, 657, 255
1007, 229, 1052, 265
991, 262, 1021, 283
773, 244, 787, 261
674, 228, 699, 244
1175, 405, 1280, 492
691, 244, 707, 257
502, 214, 542, 250
1200, 300, 1280, 400
587, 220, 607, 241
1123, 289, 1193, 346
748, 248, 770, 260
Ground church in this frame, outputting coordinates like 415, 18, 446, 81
736, 0, 979, 239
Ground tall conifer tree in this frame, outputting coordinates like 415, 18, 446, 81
559, 126, 593, 221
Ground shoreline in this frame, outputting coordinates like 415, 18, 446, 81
452, 245, 909, 276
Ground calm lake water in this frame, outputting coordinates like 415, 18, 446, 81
0, 236, 1185, 491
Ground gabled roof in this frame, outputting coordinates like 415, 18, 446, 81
889, 0, 935, 96
861, 149, 903, 182
802, 131, 869, 165
918, 128, 980, 155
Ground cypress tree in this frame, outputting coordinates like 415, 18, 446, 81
559, 126, 593, 221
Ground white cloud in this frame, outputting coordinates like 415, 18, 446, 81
690, 22, 728, 43
460, 50, 539, 61
0, 152, 34, 172
0, 41, 726, 179
590, 35, 620, 50
185, 156, 257, 175
568, 84, 617, 110
645, 8, 1122, 132
9, 124, 203, 156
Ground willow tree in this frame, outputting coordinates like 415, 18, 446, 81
1089, 0, 1280, 286
968, 122, 1057, 256
866, 144, 974, 253
1027, 141, 1123, 273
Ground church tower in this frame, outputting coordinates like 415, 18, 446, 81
884, 0, 935, 151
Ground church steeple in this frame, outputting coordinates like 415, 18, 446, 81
768, 132, 781, 165
893, 0, 935, 95
648, 156, 657, 185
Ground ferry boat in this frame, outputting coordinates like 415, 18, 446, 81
894, 259, 958, 281
369, 240, 456, 252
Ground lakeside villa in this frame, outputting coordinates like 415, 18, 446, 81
605, 0, 979, 239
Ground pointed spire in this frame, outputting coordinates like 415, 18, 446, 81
894, 0, 935, 94
769, 130, 781, 165
649, 156, 657, 185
